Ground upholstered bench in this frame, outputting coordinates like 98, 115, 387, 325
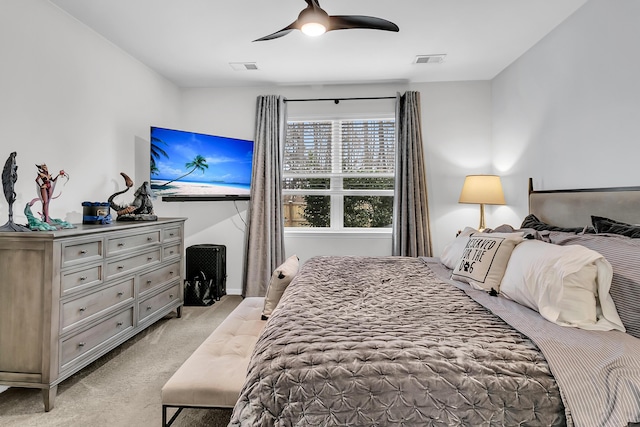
161, 297, 266, 427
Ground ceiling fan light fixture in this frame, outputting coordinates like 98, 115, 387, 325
253, 0, 399, 42
298, 7, 329, 37
301, 22, 326, 36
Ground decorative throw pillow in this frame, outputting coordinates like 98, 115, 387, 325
440, 227, 478, 270
521, 214, 593, 234
549, 232, 640, 338
262, 255, 299, 320
500, 240, 625, 331
592, 215, 640, 238
486, 223, 551, 242
451, 232, 523, 293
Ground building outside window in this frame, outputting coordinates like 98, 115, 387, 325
282, 118, 395, 230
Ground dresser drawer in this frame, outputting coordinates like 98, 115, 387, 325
60, 308, 134, 370
106, 248, 161, 279
139, 261, 181, 295
163, 226, 182, 242
61, 278, 134, 332
106, 230, 161, 256
139, 283, 180, 322
61, 264, 103, 295
163, 243, 181, 261
61, 239, 103, 268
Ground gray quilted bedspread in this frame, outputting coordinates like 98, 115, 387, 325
229, 256, 565, 426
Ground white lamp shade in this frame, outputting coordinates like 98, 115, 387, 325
458, 175, 506, 205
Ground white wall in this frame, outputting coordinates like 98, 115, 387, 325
492, 0, 640, 227
0, 0, 181, 227
155, 81, 492, 294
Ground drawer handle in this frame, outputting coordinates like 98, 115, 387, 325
147, 237, 153, 241
79, 276, 87, 281
169, 271, 174, 275
79, 250, 87, 255
169, 250, 174, 255
117, 321, 124, 327
117, 291, 124, 297
117, 243, 124, 247
146, 280, 152, 285
146, 305, 152, 311
169, 294, 174, 298
79, 307, 87, 312
117, 265, 124, 270
78, 342, 86, 348
147, 257, 153, 261
169, 233, 175, 237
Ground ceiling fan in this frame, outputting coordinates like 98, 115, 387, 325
253, 0, 399, 42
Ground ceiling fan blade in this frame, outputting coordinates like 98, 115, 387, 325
328, 15, 399, 33
254, 2, 398, 42
253, 24, 297, 42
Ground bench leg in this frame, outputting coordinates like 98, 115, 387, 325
163, 405, 184, 427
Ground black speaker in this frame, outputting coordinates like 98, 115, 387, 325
185, 244, 227, 301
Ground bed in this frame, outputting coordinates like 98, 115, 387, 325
230, 179, 640, 427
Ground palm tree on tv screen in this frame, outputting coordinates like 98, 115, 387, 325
161, 155, 209, 187
150, 136, 168, 175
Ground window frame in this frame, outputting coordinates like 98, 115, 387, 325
282, 113, 396, 233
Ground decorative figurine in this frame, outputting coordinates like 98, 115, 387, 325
108, 172, 157, 221
0, 152, 31, 232
35, 163, 65, 224
25, 163, 74, 230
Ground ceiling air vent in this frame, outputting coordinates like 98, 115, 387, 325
229, 62, 259, 71
414, 54, 446, 64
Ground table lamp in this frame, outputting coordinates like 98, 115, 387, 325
458, 175, 505, 231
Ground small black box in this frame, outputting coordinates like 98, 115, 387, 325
185, 244, 227, 301
81, 202, 112, 224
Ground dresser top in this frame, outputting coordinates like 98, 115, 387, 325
0, 217, 187, 240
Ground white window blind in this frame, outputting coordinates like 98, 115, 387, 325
284, 121, 333, 175
340, 120, 395, 175
284, 119, 395, 178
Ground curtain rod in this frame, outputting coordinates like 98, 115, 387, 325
284, 96, 396, 104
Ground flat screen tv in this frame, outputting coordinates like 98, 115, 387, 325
150, 126, 254, 201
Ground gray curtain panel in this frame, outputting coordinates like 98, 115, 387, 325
392, 91, 432, 257
242, 95, 286, 297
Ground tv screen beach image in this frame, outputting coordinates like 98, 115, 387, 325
150, 127, 253, 198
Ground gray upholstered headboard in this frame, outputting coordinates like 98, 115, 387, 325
528, 178, 640, 228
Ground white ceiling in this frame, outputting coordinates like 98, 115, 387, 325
49, 0, 588, 88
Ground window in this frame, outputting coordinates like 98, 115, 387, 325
283, 118, 395, 230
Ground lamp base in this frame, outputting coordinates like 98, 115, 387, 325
478, 203, 486, 231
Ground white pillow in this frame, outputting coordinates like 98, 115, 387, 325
440, 227, 478, 269
262, 255, 299, 320
451, 232, 524, 293
500, 240, 625, 331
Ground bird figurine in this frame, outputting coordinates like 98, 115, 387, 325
0, 152, 31, 232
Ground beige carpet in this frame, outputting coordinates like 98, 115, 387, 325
0, 296, 243, 427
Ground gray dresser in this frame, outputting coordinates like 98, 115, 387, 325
0, 217, 186, 411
